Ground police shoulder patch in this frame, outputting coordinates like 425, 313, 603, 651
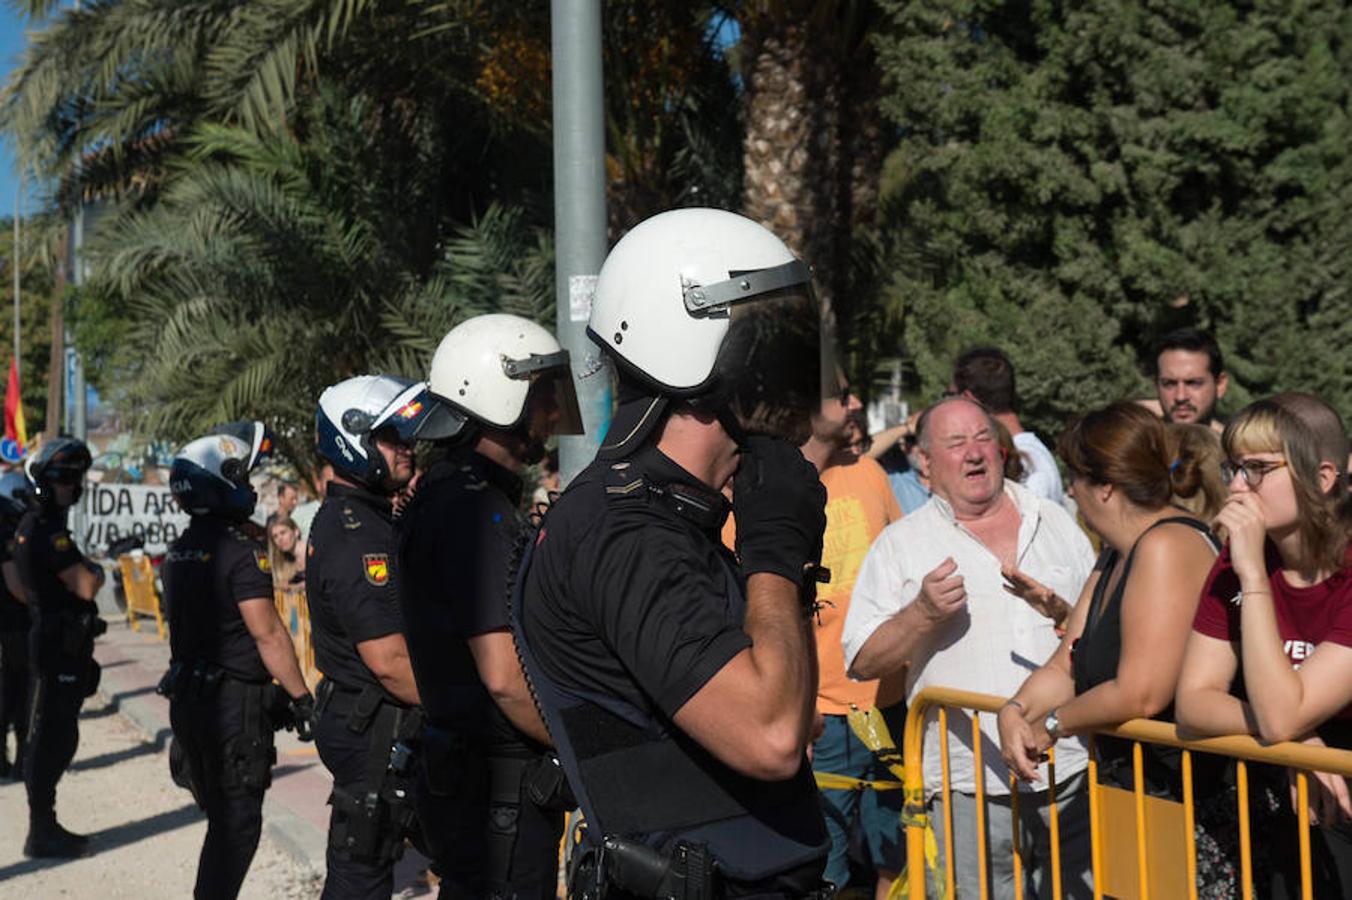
363, 553, 389, 586
341, 506, 362, 531
255, 550, 271, 573
52, 533, 73, 552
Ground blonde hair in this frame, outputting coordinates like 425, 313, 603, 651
1222, 393, 1352, 574
1167, 424, 1226, 521
268, 516, 303, 589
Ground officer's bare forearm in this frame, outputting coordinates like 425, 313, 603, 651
495, 692, 552, 746
256, 628, 310, 699
742, 572, 818, 758
469, 630, 552, 746
356, 635, 422, 706
849, 603, 932, 681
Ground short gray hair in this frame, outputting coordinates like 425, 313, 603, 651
915, 396, 1000, 451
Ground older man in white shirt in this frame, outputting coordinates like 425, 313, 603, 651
843, 397, 1096, 900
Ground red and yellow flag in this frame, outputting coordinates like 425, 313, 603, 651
5, 357, 27, 452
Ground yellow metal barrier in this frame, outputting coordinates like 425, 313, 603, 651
118, 552, 166, 640
274, 587, 322, 692
903, 687, 1352, 900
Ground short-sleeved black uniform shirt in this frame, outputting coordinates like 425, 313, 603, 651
162, 517, 275, 682
395, 450, 530, 749
12, 506, 89, 647
0, 520, 30, 633
306, 482, 404, 699
522, 445, 752, 721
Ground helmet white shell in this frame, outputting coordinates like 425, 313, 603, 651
427, 314, 569, 430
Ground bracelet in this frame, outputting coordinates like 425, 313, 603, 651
1002, 698, 1025, 713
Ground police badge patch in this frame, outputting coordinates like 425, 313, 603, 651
363, 553, 389, 586
52, 533, 73, 552
254, 550, 271, 573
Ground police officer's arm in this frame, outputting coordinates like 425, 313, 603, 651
58, 560, 104, 601
356, 634, 421, 705
238, 597, 310, 700
673, 571, 818, 781
468, 629, 550, 745
3, 561, 25, 603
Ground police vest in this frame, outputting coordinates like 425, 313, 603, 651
509, 463, 826, 884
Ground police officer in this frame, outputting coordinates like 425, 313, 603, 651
161, 432, 315, 900
513, 209, 836, 898
396, 314, 582, 898
14, 437, 104, 858
0, 471, 33, 780
309, 375, 426, 899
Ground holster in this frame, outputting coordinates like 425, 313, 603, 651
220, 681, 276, 793
524, 751, 577, 812
570, 837, 717, 900
57, 607, 101, 659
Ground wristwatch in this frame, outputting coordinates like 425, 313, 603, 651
1044, 709, 1062, 742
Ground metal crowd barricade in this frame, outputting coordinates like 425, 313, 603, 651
118, 551, 166, 640
903, 686, 1352, 900
274, 586, 321, 691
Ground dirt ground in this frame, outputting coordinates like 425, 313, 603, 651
0, 694, 323, 898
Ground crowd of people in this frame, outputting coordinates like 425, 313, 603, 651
0, 206, 1350, 900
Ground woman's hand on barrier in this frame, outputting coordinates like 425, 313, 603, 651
997, 703, 1043, 783
1001, 566, 1070, 628
1290, 737, 1352, 826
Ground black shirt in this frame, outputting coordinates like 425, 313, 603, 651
162, 516, 274, 682
306, 482, 405, 700
12, 504, 90, 645
1072, 515, 1218, 796
396, 450, 530, 748
0, 520, 29, 633
521, 444, 827, 881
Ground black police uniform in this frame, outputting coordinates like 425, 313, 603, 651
396, 449, 567, 899
307, 481, 421, 900
13, 503, 102, 838
161, 516, 280, 900
516, 444, 829, 898
0, 522, 30, 778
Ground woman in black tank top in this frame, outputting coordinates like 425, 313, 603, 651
997, 403, 1221, 797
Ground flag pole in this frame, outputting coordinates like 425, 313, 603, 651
14, 175, 20, 384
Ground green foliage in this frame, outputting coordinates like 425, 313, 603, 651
874, 0, 1352, 434
78, 86, 553, 476
0, 215, 58, 433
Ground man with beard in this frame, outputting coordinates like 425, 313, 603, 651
1154, 328, 1229, 430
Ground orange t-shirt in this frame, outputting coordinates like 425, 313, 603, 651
722, 455, 904, 715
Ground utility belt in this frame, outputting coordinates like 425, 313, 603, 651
570, 837, 835, 900
161, 660, 278, 800
36, 605, 106, 659
316, 678, 425, 865
421, 722, 576, 811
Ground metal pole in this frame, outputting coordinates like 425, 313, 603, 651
551, 0, 611, 485
68, 203, 86, 442
13, 178, 19, 381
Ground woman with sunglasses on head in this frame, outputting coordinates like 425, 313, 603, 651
998, 402, 1220, 796
1176, 392, 1352, 896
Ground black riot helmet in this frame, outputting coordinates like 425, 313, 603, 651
25, 437, 93, 506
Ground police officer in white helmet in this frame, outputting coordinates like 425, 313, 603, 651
395, 313, 581, 898
512, 208, 836, 898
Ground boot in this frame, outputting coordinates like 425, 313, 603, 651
23, 817, 89, 859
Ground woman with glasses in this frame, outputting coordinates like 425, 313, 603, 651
1176, 392, 1352, 895
998, 402, 1220, 797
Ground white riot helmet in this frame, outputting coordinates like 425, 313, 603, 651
169, 434, 257, 518
416, 314, 582, 443
588, 208, 836, 456
315, 375, 427, 489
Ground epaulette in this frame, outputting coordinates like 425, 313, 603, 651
602, 461, 649, 504
340, 504, 363, 530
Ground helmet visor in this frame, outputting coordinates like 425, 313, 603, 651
371, 383, 440, 444
507, 350, 583, 437
710, 281, 839, 445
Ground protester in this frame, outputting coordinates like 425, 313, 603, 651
1176, 392, 1352, 895
996, 403, 1219, 802
1154, 328, 1228, 429
267, 516, 305, 592
844, 396, 1096, 900
870, 410, 930, 514
951, 346, 1064, 503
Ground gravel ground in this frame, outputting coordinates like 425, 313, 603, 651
0, 695, 323, 898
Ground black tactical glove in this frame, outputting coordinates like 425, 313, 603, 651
289, 693, 316, 742
733, 435, 827, 588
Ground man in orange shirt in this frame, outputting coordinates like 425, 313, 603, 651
802, 393, 905, 897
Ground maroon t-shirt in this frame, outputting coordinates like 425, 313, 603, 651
1193, 541, 1352, 730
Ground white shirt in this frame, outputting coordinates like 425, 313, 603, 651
842, 481, 1096, 798
1013, 431, 1064, 504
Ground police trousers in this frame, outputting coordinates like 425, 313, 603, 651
314, 693, 418, 900
417, 732, 567, 899
24, 645, 87, 824
169, 677, 276, 900
0, 627, 29, 769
